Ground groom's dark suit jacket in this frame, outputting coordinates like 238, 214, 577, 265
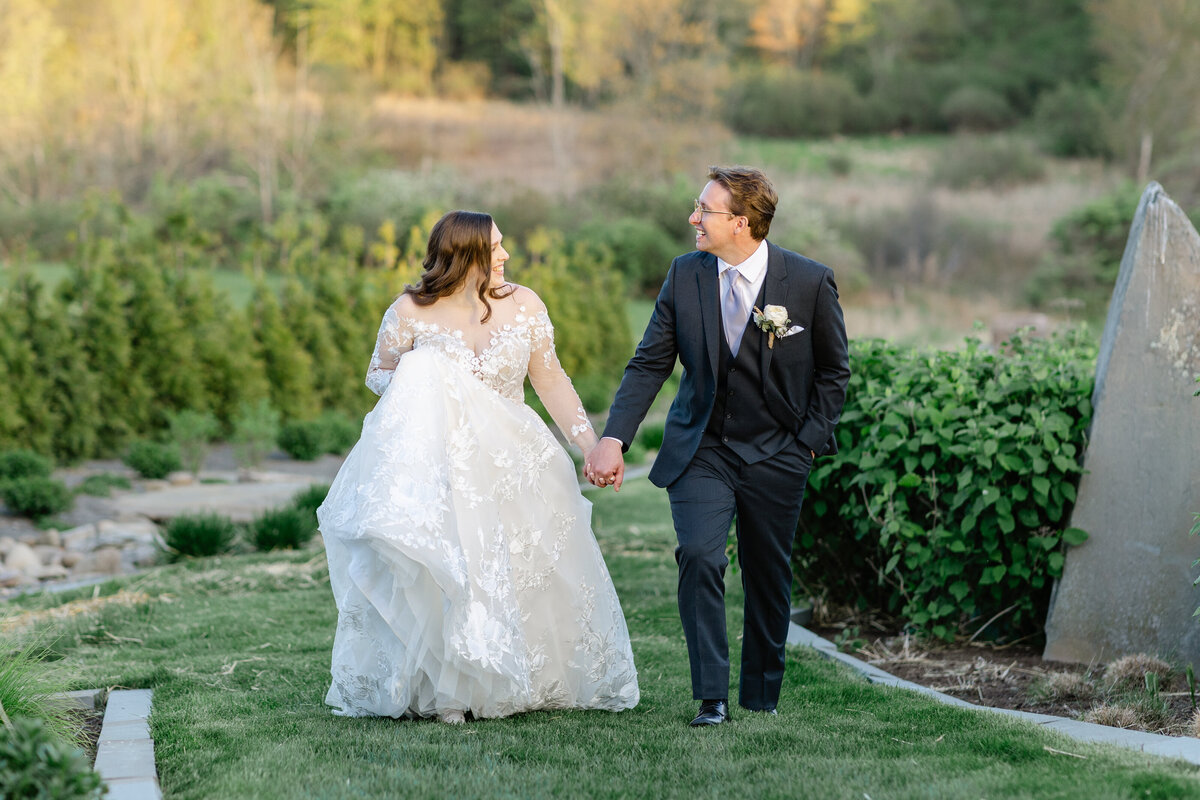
603, 242, 850, 488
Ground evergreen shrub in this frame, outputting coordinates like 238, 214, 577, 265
248, 506, 315, 551
291, 483, 329, 531
724, 68, 864, 138
795, 331, 1096, 641
1024, 185, 1141, 317
167, 409, 220, 476
0, 450, 53, 482
930, 136, 1045, 189
0, 478, 73, 519
231, 400, 281, 470
1032, 83, 1113, 158
123, 441, 182, 480
940, 85, 1016, 131
0, 717, 105, 800
277, 421, 326, 461
315, 412, 360, 455
75, 474, 132, 497
162, 513, 237, 559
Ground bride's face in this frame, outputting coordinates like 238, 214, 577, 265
488, 223, 509, 288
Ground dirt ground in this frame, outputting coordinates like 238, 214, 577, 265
812, 622, 1200, 738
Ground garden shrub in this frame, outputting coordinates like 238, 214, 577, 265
123, 441, 182, 480
0, 450, 53, 482
1024, 185, 1141, 318
929, 136, 1045, 189
1032, 83, 1113, 158
940, 85, 1016, 131
794, 330, 1097, 641
572, 217, 679, 296
724, 68, 865, 138
277, 421, 326, 461
315, 412, 360, 455
0, 716, 105, 800
0, 478, 73, 519
162, 512, 237, 559
74, 474, 132, 497
231, 399, 281, 470
248, 506, 315, 551
167, 409, 220, 476
291, 483, 330, 531
636, 421, 666, 451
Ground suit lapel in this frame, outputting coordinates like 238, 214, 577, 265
695, 253, 720, 377
759, 241, 788, 382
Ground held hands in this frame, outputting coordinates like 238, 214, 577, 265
584, 438, 625, 492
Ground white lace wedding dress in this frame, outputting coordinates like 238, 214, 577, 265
318, 287, 639, 720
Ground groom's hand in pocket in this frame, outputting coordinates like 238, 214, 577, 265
585, 437, 625, 492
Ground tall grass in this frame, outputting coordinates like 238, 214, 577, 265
0, 630, 81, 746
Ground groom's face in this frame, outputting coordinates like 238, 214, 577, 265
690, 181, 738, 257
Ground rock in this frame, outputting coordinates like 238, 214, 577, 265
38, 528, 61, 547
60, 550, 82, 569
35, 564, 69, 580
60, 523, 97, 551
1044, 183, 1200, 664
168, 472, 195, 486
0, 536, 15, 556
0, 569, 29, 588
92, 547, 123, 575
4, 542, 42, 576
33, 545, 62, 566
142, 479, 170, 491
95, 519, 160, 548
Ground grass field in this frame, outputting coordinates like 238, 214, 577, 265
6, 478, 1199, 799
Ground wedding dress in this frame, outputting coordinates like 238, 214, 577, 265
318, 288, 639, 719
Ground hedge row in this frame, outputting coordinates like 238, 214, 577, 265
795, 331, 1097, 641
0, 219, 629, 462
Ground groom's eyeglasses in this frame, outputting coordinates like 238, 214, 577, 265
693, 200, 739, 218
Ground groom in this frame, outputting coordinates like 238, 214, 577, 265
585, 166, 850, 726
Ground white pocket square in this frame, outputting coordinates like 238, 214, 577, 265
781, 325, 805, 337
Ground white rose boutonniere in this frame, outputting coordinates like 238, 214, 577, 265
752, 305, 805, 349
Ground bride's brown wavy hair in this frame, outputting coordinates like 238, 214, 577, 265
404, 210, 513, 322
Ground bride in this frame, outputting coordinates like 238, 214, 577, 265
318, 210, 639, 723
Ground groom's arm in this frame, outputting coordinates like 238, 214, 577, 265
797, 267, 851, 454
601, 260, 682, 448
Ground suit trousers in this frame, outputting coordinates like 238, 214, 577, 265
666, 438, 812, 709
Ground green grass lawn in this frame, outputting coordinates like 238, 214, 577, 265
7, 478, 1200, 799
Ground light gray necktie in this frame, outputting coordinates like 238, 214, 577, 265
721, 268, 751, 357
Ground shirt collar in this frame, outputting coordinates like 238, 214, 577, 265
717, 239, 769, 283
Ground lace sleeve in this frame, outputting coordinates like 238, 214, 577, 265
365, 306, 414, 396
526, 309, 598, 454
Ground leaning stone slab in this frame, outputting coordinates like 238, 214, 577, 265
1044, 182, 1200, 665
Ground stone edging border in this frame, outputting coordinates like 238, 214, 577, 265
56, 688, 162, 800
788, 623, 1200, 765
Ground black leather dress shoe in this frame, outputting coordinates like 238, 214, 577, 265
689, 699, 730, 727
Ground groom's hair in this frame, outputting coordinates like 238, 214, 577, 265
708, 166, 777, 241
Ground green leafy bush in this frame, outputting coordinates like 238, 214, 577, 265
248, 506, 315, 551
74, 474, 132, 497
940, 85, 1016, 131
291, 483, 329, 531
572, 218, 679, 296
316, 412, 360, 455
636, 421, 666, 451
0, 716, 106, 800
162, 512, 237, 559
724, 68, 865, 138
1032, 83, 1113, 158
123, 440, 182, 480
167, 409, 220, 476
0, 478, 73, 519
277, 421, 326, 461
795, 331, 1096, 641
0, 450, 53, 482
231, 399, 281, 470
930, 136, 1045, 189
1024, 185, 1141, 317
